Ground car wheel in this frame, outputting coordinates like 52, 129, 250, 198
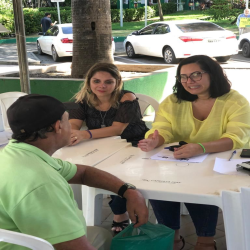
163, 47, 179, 64
215, 56, 231, 62
52, 46, 60, 62
126, 43, 136, 58
242, 42, 250, 58
37, 42, 44, 55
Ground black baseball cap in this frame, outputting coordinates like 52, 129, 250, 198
7, 94, 66, 135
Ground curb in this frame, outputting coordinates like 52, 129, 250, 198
0, 37, 38, 44
0, 37, 125, 44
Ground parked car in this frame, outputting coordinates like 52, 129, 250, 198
124, 20, 238, 64
37, 23, 115, 62
238, 32, 250, 58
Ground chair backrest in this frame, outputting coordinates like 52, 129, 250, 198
0, 229, 54, 250
0, 92, 27, 131
135, 93, 159, 117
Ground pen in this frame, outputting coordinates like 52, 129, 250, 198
164, 147, 171, 149
229, 150, 236, 161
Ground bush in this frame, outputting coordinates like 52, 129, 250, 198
151, 2, 177, 16
205, 0, 242, 20
111, 9, 121, 22
38, 6, 71, 12
111, 6, 156, 23
124, 8, 137, 22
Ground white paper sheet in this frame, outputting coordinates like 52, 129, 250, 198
150, 148, 208, 163
213, 157, 250, 175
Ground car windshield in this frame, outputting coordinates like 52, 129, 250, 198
176, 23, 224, 33
62, 27, 72, 34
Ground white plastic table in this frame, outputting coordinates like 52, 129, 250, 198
86, 145, 250, 250
52, 136, 129, 209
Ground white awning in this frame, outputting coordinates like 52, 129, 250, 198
0, 23, 10, 33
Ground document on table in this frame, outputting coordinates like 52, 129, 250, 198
213, 157, 250, 175
0, 131, 9, 146
151, 149, 208, 163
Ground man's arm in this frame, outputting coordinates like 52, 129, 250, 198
54, 235, 95, 250
69, 164, 148, 228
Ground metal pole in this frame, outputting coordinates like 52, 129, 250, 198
57, 2, 61, 24
12, 0, 30, 94
120, 0, 123, 27
145, 0, 147, 26
246, 0, 249, 9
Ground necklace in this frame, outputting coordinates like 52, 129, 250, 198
100, 110, 108, 128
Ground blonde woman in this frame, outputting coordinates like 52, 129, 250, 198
69, 62, 149, 234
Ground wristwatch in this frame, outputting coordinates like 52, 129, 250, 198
118, 183, 136, 198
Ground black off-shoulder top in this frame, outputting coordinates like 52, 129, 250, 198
69, 90, 149, 144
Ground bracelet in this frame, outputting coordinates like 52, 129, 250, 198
86, 130, 92, 139
197, 143, 206, 153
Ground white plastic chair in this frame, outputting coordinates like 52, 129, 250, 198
0, 92, 27, 131
240, 187, 250, 249
135, 94, 190, 216
0, 229, 54, 250
135, 93, 159, 117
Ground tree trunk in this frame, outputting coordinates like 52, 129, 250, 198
37, 0, 41, 8
71, 0, 113, 78
157, 0, 164, 21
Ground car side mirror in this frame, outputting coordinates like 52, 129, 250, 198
38, 32, 43, 35
132, 31, 139, 35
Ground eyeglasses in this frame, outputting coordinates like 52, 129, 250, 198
176, 71, 207, 83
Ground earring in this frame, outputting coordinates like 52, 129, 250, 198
87, 89, 92, 94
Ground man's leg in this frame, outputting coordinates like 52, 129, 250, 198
87, 226, 112, 250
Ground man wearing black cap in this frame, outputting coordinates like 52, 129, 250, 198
0, 94, 148, 250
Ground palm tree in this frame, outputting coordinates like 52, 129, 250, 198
71, 0, 114, 78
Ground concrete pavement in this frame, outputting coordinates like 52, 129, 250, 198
1, 40, 250, 77
0, 41, 126, 76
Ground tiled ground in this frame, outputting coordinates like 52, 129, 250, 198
99, 197, 227, 250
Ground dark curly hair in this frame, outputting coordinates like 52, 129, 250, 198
173, 55, 231, 102
12, 125, 56, 143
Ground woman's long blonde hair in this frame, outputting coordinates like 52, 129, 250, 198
74, 62, 123, 108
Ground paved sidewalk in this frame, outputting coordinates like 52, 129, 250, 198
0, 43, 40, 65
0, 42, 125, 65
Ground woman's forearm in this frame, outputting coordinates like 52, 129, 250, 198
201, 138, 234, 153
89, 124, 128, 139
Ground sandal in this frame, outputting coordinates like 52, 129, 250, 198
195, 240, 217, 250
174, 235, 185, 250
111, 219, 129, 235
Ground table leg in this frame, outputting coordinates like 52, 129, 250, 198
221, 190, 246, 250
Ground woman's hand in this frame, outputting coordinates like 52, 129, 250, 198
69, 130, 91, 146
138, 130, 160, 152
173, 143, 204, 159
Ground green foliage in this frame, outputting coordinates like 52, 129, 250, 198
0, 0, 12, 15
151, 2, 177, 16
23, 8, 71, 35
110, 0, 117, 9
205, 0, 242, 20
111, 6, 156, 23
38, 6, 71, 12
124, 8, 137, 22
111, 9, 121, 22
0, 8, 72, 36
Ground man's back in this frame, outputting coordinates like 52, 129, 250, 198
0, 140, 86, 249
41, 16, 52, 33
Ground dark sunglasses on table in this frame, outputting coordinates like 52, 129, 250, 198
176, 71, 207, 83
